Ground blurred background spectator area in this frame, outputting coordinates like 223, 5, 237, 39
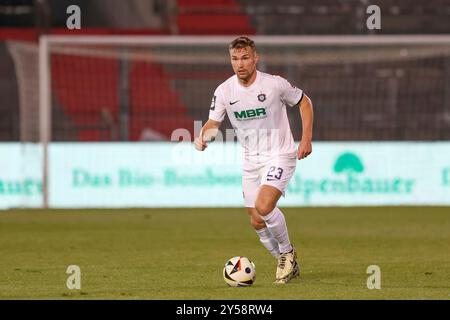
0, 0, 449, 142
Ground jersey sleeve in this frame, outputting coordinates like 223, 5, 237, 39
276, 76, 304, 107
208, 86, 226, 122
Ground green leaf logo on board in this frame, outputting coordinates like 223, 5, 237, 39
287, 151, 416, 203
333, 152, 364, 174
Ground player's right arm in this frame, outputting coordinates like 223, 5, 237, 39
194, 86, 226, 151
194, 119, 222, 151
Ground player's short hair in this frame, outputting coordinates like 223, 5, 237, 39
229, 36, 256, 52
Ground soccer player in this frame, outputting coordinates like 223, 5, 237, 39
194, 36, 314, 284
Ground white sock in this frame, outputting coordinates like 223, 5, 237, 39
255, 227, 280, 259
260, 207, 293, 254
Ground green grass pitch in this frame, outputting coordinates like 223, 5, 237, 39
0, 207, 449, 299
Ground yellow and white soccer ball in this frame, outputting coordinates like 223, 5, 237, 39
223, 256, 256, 287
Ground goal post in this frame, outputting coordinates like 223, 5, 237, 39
8, 34, 450, 208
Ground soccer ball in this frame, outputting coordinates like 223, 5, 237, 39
223, 256, 256, 287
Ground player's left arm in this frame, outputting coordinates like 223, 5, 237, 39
297, 94, 313, 160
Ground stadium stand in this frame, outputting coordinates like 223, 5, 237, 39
50, 50, 195, 141
1, 0, 450, 142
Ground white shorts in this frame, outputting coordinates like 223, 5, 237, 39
242, 156, 297, 208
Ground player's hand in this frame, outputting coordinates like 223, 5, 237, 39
194, 135, 207, 151
297, 139, 312, 160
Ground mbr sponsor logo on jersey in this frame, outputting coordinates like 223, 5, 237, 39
234, 107, 267, 121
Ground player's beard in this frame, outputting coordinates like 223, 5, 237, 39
237, 68, 255, 83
